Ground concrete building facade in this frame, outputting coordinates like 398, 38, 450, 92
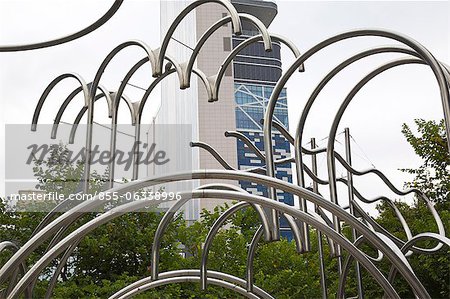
159, 0, 293, 236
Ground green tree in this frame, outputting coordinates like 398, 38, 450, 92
401, 119, 449, 204
373, 119, 450, 298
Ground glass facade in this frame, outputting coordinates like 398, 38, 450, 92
233, 32, 294, 239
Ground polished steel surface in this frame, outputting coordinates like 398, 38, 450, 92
1, 2, 449, 298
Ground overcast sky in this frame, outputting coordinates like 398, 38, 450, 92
0, 0, 449, 213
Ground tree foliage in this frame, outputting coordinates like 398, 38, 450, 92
401, 119, 449, 203
1, 119, 449, 298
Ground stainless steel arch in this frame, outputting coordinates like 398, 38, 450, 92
387, 233, 450, 283
3, 5, 449, 297
0, 242, 31, 299
211, 33, 304, 102
108, 269, 273, 299
155, 0, 242, 77
7, 188, 407, 299
325, 58, 446, 255
264, 29, 450, 250
338, 233, 450, 299
51, 86, 133, 140
3, 170, 436, 298
292, 46, 420, 254
182, 13, 273, 89
200, 202, 258, 290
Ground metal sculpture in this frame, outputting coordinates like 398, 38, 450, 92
1, 1, 449, 298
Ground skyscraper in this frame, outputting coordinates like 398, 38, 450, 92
159, 0, 293, 237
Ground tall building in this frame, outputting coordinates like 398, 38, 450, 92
159, 0, 293, 237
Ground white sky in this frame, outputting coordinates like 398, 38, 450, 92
0, 0, 449, 213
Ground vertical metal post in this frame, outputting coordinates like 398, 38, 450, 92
311, 138, 328, 299
83, 95, 95, 194
344, 128, 364, 299
132, 123, 141, 181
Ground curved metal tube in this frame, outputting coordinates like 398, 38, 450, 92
211, 33, 304, 102
259, 119, 439, 253
7, 188, 406, 299
129, 58, 216, 180
155, 0, 242, 76
200, 202, 251, 290
293, 46, 420, 254
43, 240, 80, 299
265, 29, 450, 249
117, 276, 259, 299
183, 13, 273, 88
31, 73, 90, 131
225, 131, 265, 160
326, 58, 446, 255
52, 84, 133, 140
190, 142, 236, 171
30, 72, 93, 193
68, 92, 113, 144
387, 233, 450, 283
0, 0, 124, 52
109, 269, 273, 299
152, 184, 272, 282
246, 226, 264, 293
0, 242, 30, 299
178, 134, 431, 254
